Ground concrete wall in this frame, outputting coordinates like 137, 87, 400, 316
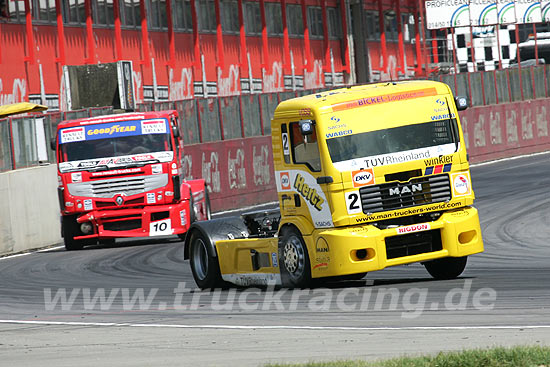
0, 164, 61, 255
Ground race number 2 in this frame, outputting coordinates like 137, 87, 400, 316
150, 219, 172, 236
345, 191, 362, 214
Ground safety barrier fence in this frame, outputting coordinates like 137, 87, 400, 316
2, 75, 550, 211
432, 64, 550, 107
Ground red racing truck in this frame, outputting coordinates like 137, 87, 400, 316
51, 111, 210, 250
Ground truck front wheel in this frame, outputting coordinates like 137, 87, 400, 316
423, 256, 468, 280
279, 227, 311, 288
189, 230, 223, 289
62, 216, 85, 251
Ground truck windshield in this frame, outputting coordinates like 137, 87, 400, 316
61, 133, 172, 162
57, 118, 174, 172
326, 119, 458, 163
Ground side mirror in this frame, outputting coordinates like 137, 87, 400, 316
455, 96, 468, 111
172, 126, 180, 139
50, 137, 56, 151
299, 119, 314, 136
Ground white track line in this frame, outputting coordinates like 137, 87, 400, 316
0, 245, 63, 261
0, 320, 550, 331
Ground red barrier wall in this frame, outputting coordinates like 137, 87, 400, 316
460, 100, 550, 163
182, 136, 277, 212
185, 100, 550, 212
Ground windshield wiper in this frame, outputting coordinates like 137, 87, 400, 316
446, 99, 459, 152
119, 159, 161, 168
85, 165, 110, 172
61, 165, 109, 173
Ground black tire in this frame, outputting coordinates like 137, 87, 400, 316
424, 256, 468, 280
279, 227, 311, 288
189, 230, 223, 289
62, 216, 85, 251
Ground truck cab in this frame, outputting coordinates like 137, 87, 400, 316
184, 81, 483, 289
53, 110, 210, 250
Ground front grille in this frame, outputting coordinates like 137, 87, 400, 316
103, 219, 142, 231
96, 197, 144, 208
67, 174, 168, 198
360, 173, 451, 214
385, 229, 442, 259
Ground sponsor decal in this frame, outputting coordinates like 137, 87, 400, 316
435, 98, 445, 106
362, 150, 431, 168
325, 129, 352, 139
91, 167, 141, 177
141, 119, 167, 134
452, 173, 471, 196
331, 88, 438, 112
313, 262, 329, 270
152, 164, 162, 175
280, 171, 291, 190
396, 223, 431, 234
271, 252, 278, 268
294, 173, 325, 211
425, 163, 452, 175
431, 113, 455, 120
351, 168, 375, 187
424, 155, 453, 166
315, 221, 332, 227
357, 201, 463, 221
147, 192, 156, 204
60, 127, 85, 143
388, 183, 423, 196
71, 172, 82, 183
86, 124, 137, 136
314, 238, 330, 270
83, 199, 93, 211
180, 210, 187, 226
316, 238, 329, 253
330, 116, 340, 123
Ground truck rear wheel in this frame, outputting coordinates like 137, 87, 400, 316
62, 216, 85, 251
189, 230, 223, 289
279, 227, 311, 288
424, 256, 468, 280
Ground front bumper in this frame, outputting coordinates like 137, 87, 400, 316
309, 206, 483, 278
73, 201, 191, 240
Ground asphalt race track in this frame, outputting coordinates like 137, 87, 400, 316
1, 153, 550, 366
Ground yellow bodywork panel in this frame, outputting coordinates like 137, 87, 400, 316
0, 103, 48, 118
216, 238, 281, 286
307, 206, 483, 278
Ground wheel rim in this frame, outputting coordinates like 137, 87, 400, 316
192, 238, 209, 281
283, 235, 305, 279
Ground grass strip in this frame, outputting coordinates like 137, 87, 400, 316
265, 345, 550, 367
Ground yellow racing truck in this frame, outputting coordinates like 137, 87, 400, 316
184, 80, 484, 288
